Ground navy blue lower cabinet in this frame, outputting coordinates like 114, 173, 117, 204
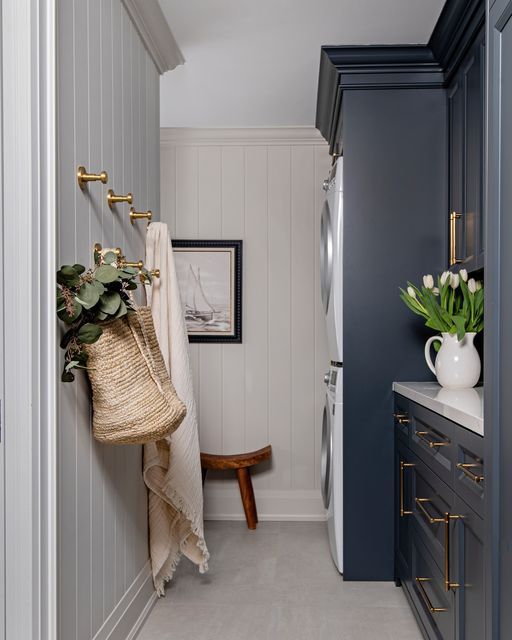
394, 395, 485, 640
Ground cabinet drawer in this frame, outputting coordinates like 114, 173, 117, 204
409, 402, 454, 486
453, 426, 484, 517
411, 535, 455, 640
412, 455, 455, 574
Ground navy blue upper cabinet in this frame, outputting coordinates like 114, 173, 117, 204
448, 27, 485, 273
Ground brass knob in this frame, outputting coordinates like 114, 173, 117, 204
129, 207, 152, 225
107, 189, 133, 208
77, 166, 108, 190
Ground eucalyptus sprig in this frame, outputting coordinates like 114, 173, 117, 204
56, 251, 151, 382
400, 269, 484, 343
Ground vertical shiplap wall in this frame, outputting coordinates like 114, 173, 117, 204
57, 2, 160, 638
160, 128, 330, 520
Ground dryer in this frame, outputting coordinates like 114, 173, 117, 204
320, 158, 343, 364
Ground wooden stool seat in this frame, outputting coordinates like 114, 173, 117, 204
200, 445, 272, 530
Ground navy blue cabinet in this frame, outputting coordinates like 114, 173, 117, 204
448, 27, 485, 272
394, 395, 485, 640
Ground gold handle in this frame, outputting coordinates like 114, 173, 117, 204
77, 166, 108, 190
457, 463, 484, 484
450, 211, 462, 266
107, 189, 133, 208
400, 461, 415, 517
444, 512, 461, 590
415, 498, 445, 524
129, 207, 152, 225
394, 412, 410, 425
415, 430, 450, 448
415, 578, 448, 613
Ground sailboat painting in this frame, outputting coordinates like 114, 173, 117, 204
173, 240, 243, 343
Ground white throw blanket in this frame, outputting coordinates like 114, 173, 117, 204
144, 222, 209, 595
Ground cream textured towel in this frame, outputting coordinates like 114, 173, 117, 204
144, 222, 209, 595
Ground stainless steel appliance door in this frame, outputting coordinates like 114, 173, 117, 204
321, 398, 333, 508
320, 199, 333, 313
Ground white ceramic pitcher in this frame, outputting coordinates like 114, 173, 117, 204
424, 332, 481, 389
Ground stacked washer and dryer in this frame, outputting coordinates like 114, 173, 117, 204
320, 157, 343, 573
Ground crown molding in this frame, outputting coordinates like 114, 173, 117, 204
121, 0, 184, 75
316, 0, 485, 153
160, 127, 327, 147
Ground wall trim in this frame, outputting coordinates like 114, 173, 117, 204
203, 489, 326, 522
122, 0, 184, 74
316, 0, 485, 153
92, 562, 157, 640
160, 126, 326, 147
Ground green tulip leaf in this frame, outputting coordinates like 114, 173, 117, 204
77, 323, 103, 344
99, 291, 121, 315
95, 264, 120, 284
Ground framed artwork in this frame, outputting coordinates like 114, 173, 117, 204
173, 240, 243, 343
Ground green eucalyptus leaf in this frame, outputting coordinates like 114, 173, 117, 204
96, 311, 108, 321
77, 323, 103, 344
61, 370, 75, 382
72, 264, 86, 274
102, 251, 117, 265
75, 282, 100, 310
99, 291, 121, 315
115, 300, 128, 318
57, 299, 83, 324
57, 266, 80, 287
92, 280, 106, 295
95, 264, 120, 284
65, 360, 80, 372
60, 329, 76, 349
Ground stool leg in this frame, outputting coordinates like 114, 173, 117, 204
236, 467, 258, 530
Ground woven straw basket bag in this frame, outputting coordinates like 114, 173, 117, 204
85, 306, 186, 445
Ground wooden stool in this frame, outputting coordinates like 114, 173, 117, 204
200, 445, 272, 530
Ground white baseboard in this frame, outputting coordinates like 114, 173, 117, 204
203, 488, 326, 522
93, 561, 157, 640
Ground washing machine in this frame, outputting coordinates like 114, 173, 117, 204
320, 157, 343, 365
321, 365, 343, 573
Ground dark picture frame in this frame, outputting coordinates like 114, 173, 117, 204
172, 240, 243, 343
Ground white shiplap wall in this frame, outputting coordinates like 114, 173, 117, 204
160, 128, 330, 520
57, 2, 160, 638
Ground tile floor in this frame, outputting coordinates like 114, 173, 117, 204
137, 521, 423, 640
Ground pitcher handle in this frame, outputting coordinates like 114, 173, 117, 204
425, 335, 443, 375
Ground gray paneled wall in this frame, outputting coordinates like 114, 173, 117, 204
160, 128, 330, 520
57, 1, 160, 638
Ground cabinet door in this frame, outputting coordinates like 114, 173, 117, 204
462, 29, 485, 272
452, 497, 484, 640
448, 72, 464, 268
396, 444, 414, 585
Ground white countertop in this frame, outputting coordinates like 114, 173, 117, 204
393, 381, 484, 437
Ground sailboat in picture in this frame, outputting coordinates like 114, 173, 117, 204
185, 264, 217, 324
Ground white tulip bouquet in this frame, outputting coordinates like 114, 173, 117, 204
400, 270, 484, 342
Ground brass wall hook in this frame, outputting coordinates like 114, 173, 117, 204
129, 207, 152, 225
107, 189, 133, 209
77, 166, 108, 190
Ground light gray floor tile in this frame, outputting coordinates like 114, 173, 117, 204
137, 521, 423, 640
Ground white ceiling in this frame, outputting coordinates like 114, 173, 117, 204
159, 0, 446, 128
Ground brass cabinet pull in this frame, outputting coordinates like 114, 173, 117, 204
457, 462, 484, 484
394, 412, 410, 425
415, 498, 445, 524
415, 578, 448, 613
450, 211, 462, 266
415, 430, 450, 449
107, 189, 133, 208
129, 207, 152, 224
77, 166, 108, 190
444, 512, 462, 591
400, 461, 415, 517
